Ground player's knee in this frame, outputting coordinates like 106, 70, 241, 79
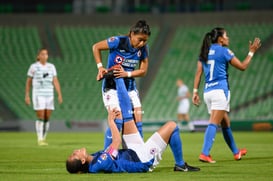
166, 120, 178, 130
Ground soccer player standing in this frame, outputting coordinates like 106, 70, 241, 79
92, 20, 150, 148
25, 48, 63, 146
176, 79, 194, 131
192, 27, 261, 163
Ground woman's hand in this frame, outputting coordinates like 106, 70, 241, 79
192, 93, 201, 107
25, 95, 31, 105
96, 67, 108, 81
249, 37, 261, 53
113, 65, 128, 78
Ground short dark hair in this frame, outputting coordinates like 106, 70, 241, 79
66, 158, 89, 174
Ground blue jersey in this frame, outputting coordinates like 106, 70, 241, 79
200, 44, 234, 96
102, 36, 149, 91
88, 149, 154, 173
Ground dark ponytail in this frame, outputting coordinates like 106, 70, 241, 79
129, 20, 151, 36
199, 27, 225, 62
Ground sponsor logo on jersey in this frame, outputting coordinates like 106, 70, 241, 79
114, 55, 124, 64
205, 81, 219, 89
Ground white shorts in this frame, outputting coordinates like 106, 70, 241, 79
204, 89, 230, 114
32, 95, 54, 110
102, 89, 141, 110
123, 132, 167, 171
177, 99, 190, 114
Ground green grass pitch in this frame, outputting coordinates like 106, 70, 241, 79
0, 131, 272, 181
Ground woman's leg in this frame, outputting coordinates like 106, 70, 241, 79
200, 110, 225, 162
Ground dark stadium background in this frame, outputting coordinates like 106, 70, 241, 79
0, 0, 272, 131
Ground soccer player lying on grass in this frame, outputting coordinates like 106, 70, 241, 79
66, 78, 200, 173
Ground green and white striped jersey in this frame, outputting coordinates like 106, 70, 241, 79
27, 62, 57, 96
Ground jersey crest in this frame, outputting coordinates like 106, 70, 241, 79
109, 36, 117, 42
100, 153, 108, 160
137, 50, 142, 57
114, 55, 124, 64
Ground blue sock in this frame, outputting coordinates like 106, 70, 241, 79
104, 127, 112, 149
104, 118, 123, 149
202, 124, 217, 156
169, 126, 185, 166
115, 78, 133, 122
115, 118, 123, 131
222, 127, 239, 154
136, 122, 143, 138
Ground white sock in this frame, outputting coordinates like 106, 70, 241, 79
43, 121, 50, 140
35, 120, 44, 141
188, 122, 195, 131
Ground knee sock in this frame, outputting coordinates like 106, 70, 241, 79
136, 122, 143, 138
222, 127, 239, 154
43, 121, 50, 140
35, 120, 44, 141
104, 127, 112, 149
202, 123, 217, 156
169, 126, 185, 166
115, 78, 133, 122
104, 118, 123, 149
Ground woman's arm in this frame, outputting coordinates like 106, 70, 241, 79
53, 77, 63, 104
107, 109, 121, 150
92, 40, 109, 80
230, 37, 261, 71
113, 57, 148, 78
25, 77, 32, 105
192, 61, 203, 106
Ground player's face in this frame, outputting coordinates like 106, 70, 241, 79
38, 50, 48, 63
220, 31, 229, 46
130, 32, 149, 49
69, 147, 88, 161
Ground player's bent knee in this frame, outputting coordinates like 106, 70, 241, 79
165, 120, 177, 129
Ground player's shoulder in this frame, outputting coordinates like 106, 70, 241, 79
29, 61, 39, 68
221, 46, 234, 57
46, 62, 56, 68
108, 35, 126, 42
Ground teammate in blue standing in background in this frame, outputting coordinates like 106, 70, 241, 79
66, 77, 200, 173
192, 27, 261, 163
92, 20, 150, 149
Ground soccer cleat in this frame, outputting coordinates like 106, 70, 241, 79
38, 140, 48, 146
174, 163, 200, 172
234, 148, 247, 160
199, 153, 216, 163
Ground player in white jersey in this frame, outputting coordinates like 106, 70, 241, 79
192, 27, 261, 163
25, 48, 63, 146
176, 79, 194, 131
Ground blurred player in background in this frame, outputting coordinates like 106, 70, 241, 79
192, 27, 261, 163
66, 77, 200, 173
176, 79, 194, 131
25, 48, 63, 146
92, 20, 151, 149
